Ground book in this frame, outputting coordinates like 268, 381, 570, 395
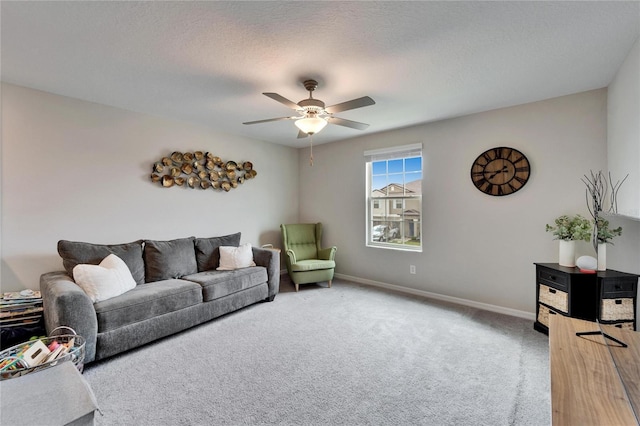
0, 318, 41, 328
3, 291, 42, 301
0, 314, 42, 325
0, 301, 43, 311
0, 306, 44, 319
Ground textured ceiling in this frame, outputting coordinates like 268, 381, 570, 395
2, 1, 639, 147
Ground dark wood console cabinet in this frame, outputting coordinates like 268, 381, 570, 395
534, 263, 639, 334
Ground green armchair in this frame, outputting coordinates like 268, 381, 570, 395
280, 223, 337, 292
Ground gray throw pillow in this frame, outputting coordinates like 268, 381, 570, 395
194, 232, 241, 272
58, 240, 145, 285
144, 237, 197, 282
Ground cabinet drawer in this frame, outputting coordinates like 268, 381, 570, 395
601, 298, 635, 321
539, 284, 568, 313
601, 278, 637, 298
537, 268, 568, 291
537, 304, 562, 328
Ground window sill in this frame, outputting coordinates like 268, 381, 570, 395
366, 242, 422, 253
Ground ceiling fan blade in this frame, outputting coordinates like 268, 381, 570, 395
325, 96, 375, 114
243, 116, 297, 125
327, 116, 369, 130
263, 93, 301, 110
297, 130, 308, 139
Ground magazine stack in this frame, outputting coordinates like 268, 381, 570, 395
0, 290, 44, 329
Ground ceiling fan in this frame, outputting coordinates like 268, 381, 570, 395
243, 79, 375, 138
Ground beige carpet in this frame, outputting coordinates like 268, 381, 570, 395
84, 277, 550, 425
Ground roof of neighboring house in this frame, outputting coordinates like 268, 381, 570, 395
373, 179, 422, 196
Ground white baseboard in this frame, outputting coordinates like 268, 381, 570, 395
334, 273, 536, 321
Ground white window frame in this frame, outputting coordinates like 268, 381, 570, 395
365, 143, 423, 252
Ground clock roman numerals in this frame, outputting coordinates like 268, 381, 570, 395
514, 175, 528, 185
470, 147, 530, 196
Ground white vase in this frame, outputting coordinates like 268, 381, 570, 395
597, 243, 607, 271
559, 240, 576, 267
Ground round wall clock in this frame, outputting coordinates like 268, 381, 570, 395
470, 147, 531, 196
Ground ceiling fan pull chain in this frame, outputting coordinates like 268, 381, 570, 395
309, 135, 314, 167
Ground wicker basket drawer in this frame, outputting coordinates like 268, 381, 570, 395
537, 304, 561, 328
603, 321, 635, 331
539, 284, 568, 313
601, 298, 635, 321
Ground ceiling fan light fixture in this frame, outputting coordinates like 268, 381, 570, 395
295, 116, 328, 135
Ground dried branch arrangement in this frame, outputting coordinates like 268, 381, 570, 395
581, 170, 627, 249
581, 170, 628, 218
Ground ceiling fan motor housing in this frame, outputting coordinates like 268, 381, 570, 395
298, 98, 326, 114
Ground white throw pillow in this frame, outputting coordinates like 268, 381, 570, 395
73, 254, 137, 303
217, 243, 256, 270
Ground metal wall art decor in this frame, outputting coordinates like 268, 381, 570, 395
150, 151, 257, 192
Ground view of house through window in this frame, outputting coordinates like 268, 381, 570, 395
365, 144, 422, 251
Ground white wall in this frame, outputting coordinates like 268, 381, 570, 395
298, 89, 610, 315
3, 82, 637, 319
606, 37, 640, 320
1, 83, 299, 292
608, 37, 640, 219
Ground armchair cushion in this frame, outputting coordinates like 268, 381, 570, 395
290, 259, 335, 272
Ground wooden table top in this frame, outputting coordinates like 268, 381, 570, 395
549, 315, 639, 426
602, 324, 640, 420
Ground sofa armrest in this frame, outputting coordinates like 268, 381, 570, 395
318, 246, 337, 261
252, 247, 280, 300
40, 271, 98, 363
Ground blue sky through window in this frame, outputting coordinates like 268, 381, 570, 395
372, 156, 422, 191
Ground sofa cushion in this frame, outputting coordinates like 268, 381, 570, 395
73, 254, 137, 303
58, 239, 145, 285
290, 259, 336, 272
94, 279, 202, 332
194, 232, 241, 272
183, 267, 267, 302
144, 237, 197, 282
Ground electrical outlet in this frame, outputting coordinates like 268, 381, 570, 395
410, 265, 416, 274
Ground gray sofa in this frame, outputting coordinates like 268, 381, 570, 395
40, 233, 279, 363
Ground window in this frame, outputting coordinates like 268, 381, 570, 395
365, 143, 422, 251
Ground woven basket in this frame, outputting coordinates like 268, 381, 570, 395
601, 298, 635, 321
605, 321, 635, 331
538, 284, 568, 313
537, 304, 560, 328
